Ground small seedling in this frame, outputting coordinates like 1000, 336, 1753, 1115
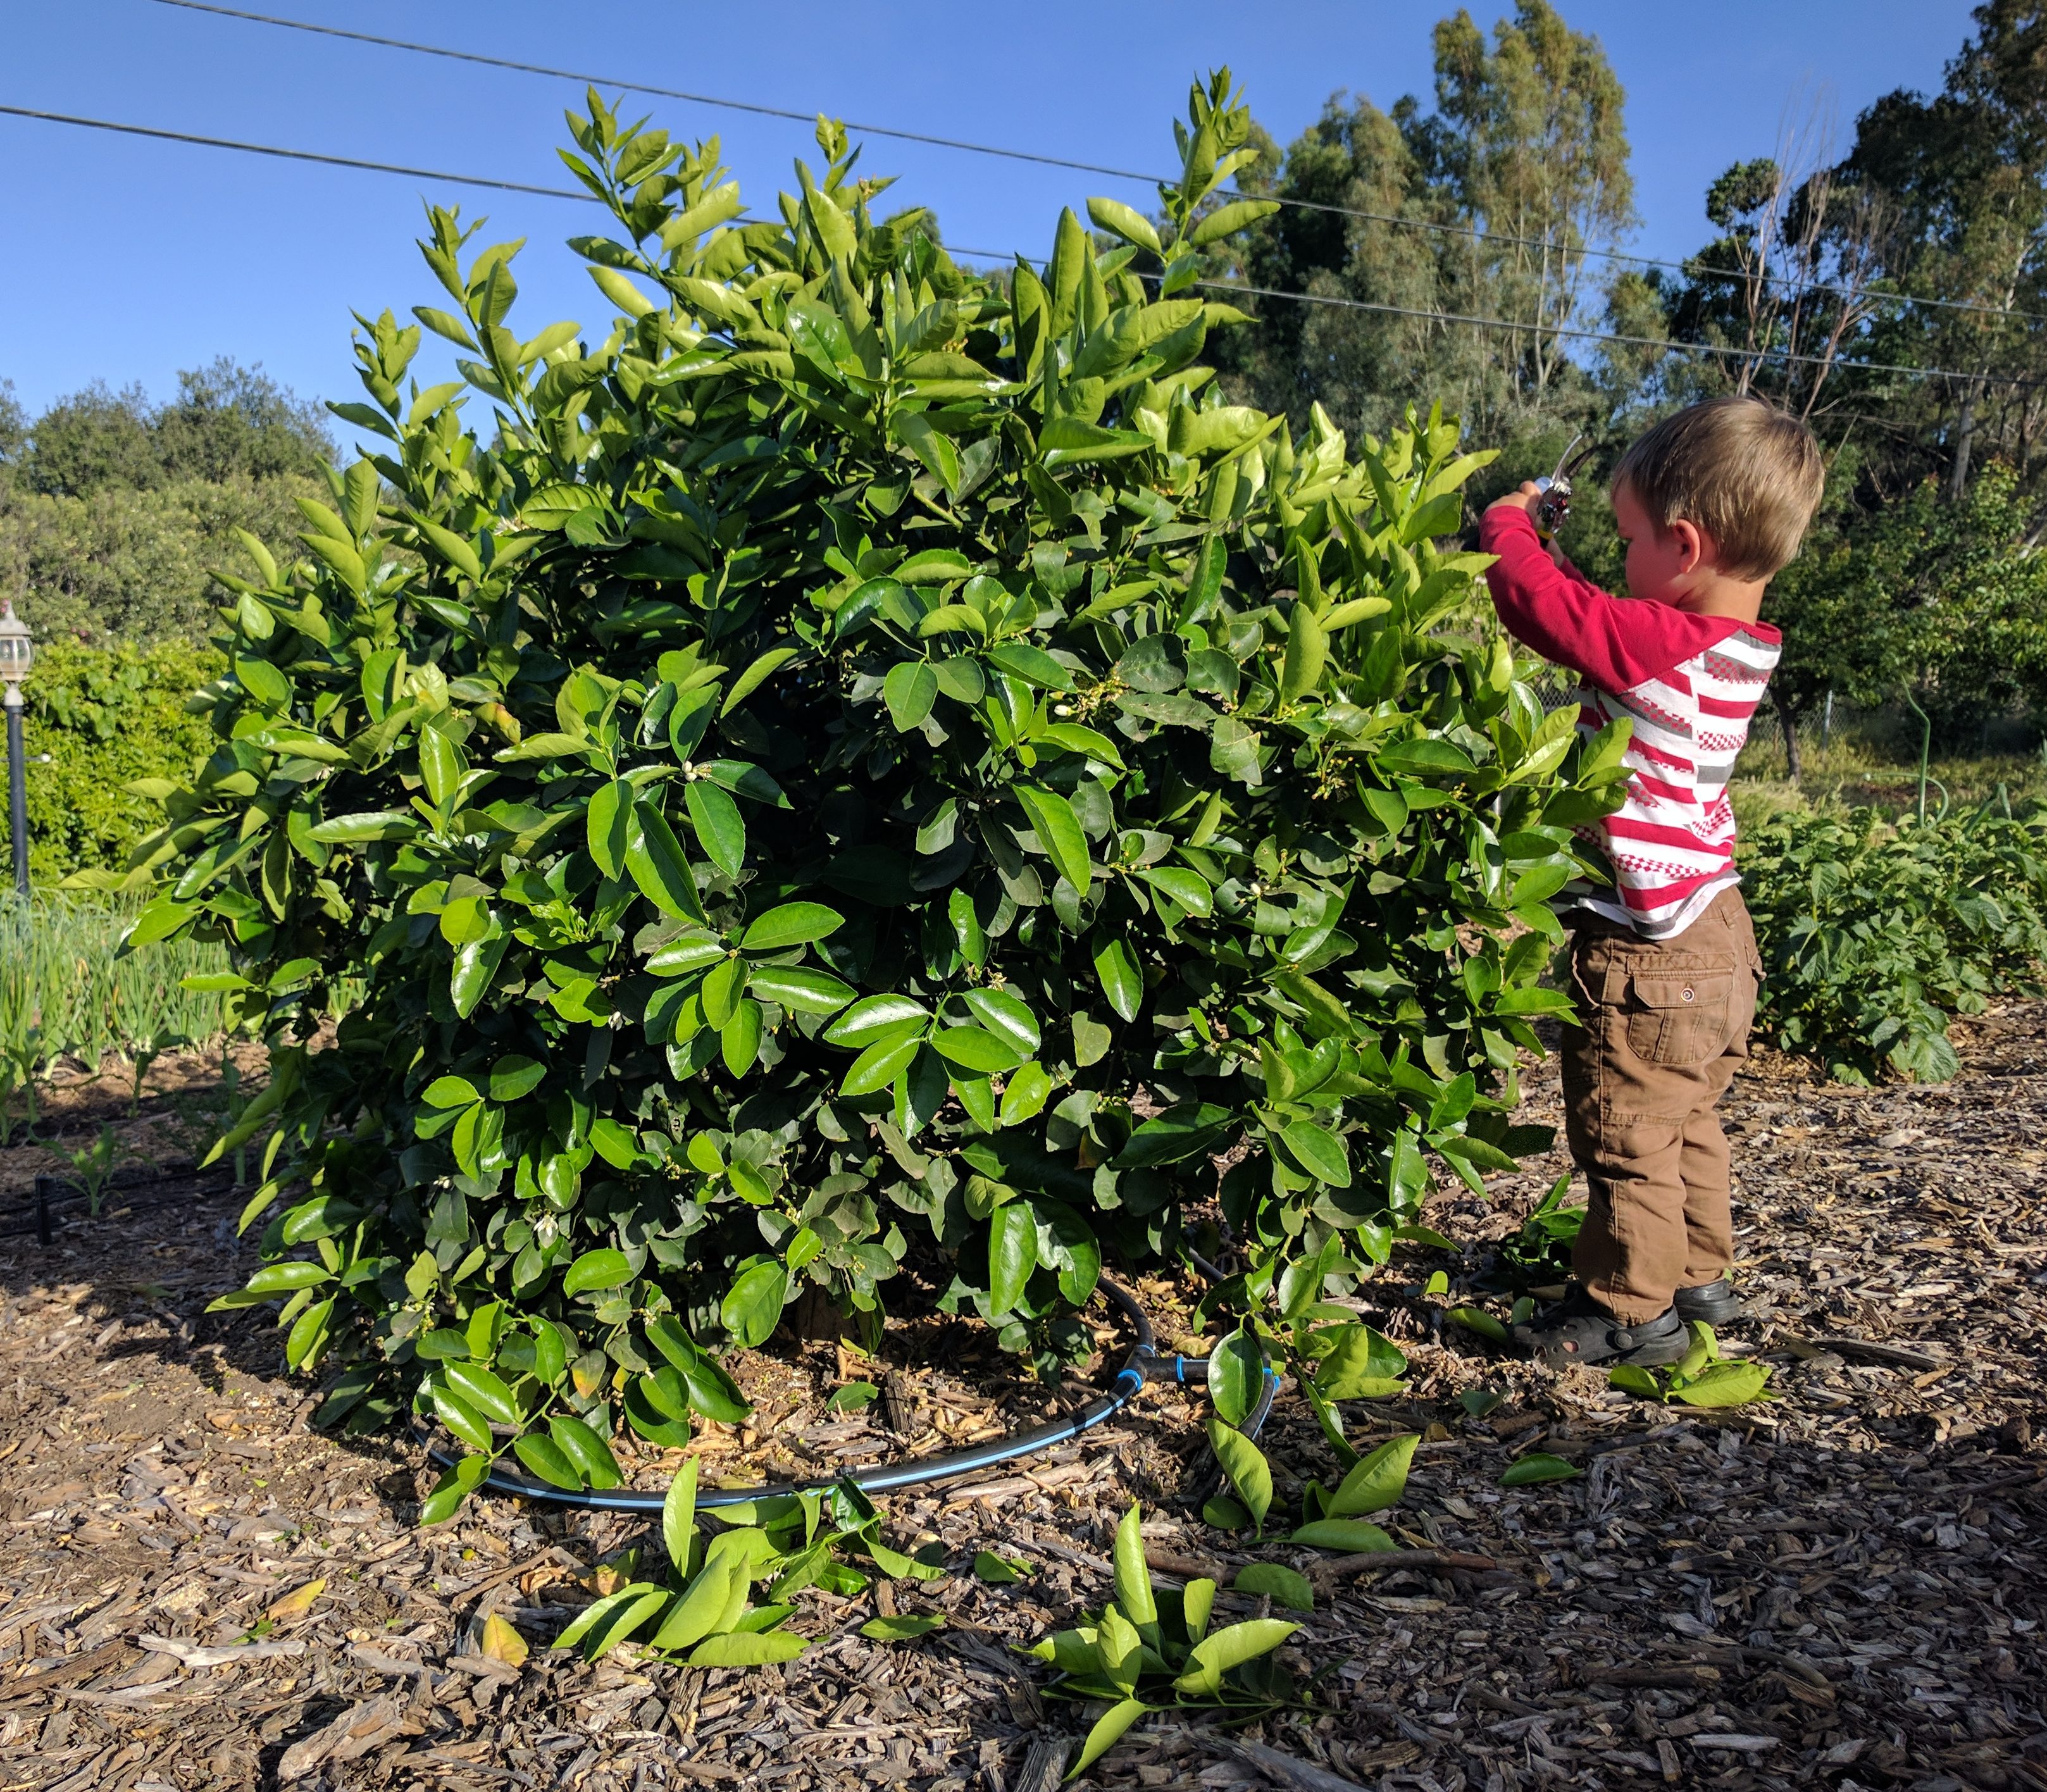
52, 1123, 119, 1216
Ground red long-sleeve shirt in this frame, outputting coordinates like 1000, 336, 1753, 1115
1479, 507, 1781, 941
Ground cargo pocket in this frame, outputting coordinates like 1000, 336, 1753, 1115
1624, 970, 1734, 1067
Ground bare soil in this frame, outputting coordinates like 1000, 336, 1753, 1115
1, 1008, 2044, 1792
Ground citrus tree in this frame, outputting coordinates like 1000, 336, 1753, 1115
135, 73, 1625, 1509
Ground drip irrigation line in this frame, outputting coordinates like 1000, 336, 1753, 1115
427, 1273, 1277, 1514
147, 0, 2047, 330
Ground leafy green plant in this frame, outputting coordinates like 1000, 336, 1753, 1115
0, 640, 224, 889
1033, 1503, 1303, 1779
50, 1121, 119, 1217
1608, 1322, 1772, 1408
533, 1463, 947, 1667
1489, 1172, 1582, 1290
0, 897, 231, 1072
144, 75, 1624, 1503
1742, 804, 2047, 1082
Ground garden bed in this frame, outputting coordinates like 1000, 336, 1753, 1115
1, 1012, 2043, 1791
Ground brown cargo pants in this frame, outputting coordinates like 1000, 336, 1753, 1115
1560, 885, 1764, 1325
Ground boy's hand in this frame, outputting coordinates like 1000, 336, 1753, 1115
1487, 482, 1568, 567
1486, 481, 1543, 520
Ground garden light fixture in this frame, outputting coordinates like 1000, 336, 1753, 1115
0, 600, 32, 895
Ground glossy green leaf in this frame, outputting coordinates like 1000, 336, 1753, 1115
1204, 1419, 1272, 1536
1328, 1433, 1417, 1517
685, 780, 747, 878
1502, 1452, 1582, 1485
1015, 785, 1092, 897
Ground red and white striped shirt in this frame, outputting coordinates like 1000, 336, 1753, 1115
1479, 507, 1781, 941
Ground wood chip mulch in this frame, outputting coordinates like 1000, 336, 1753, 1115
2, 1006, 2045, 1792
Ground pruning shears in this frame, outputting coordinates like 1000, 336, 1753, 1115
1533, 434, 1597, 541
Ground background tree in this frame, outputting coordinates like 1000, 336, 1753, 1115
0, 359, 330, 642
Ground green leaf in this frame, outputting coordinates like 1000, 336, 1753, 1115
933, 1024, 1024, 1074
1607, 1364, 1665, 1401
626, 807, 707, 923
687, 1629, 809, 1666
741, 902, 845, 952
960, 986, 1041, 1056
745, 966, 855, 1014
1667, 1361, 1772, 1408
1112, 1502, 1157, 1630
1066, 1698, 1147, 1781
884, 661, 939, 733
840, 1033, 924, 1097
1172, 1618, 1295, 1699
1446, 1306, 1509, 1345
418, 1452, 488, 1526
1328, 1434, 1416, 1517
513, 1431, 583, 1490
1229, 1562, 1314, 1610
1502, 1452, 1582, 1486
685, 780, 747, 878
1204, 1419, 1272, 1536
987, 1201, 1038, 1315
860, 1613, 945, 1641
1290, 1519, 1397, 1553
973, 1550, 1024, 1583
1092, 936, 1142, 1022
442, 1360, 518, 1426
562, 1248, 632, 1298
430, 1385, 494, 1454
1281, 603, 1328, 700
662, 1457, 699, 1574
1015, 785, 1092, 897
1086, 196, 1162, 253
1313, 1324, 1409, 1400
824, 995, 931, 1047
1205, 1327, 1262, 1427
550, 1415, 623, 1490
1278, 1119, 1350, 1188
647, 1555, 744, 1653
721, 1260, 787, 1348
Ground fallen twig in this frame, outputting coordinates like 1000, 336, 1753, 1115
1310, 1547, 1503, 1588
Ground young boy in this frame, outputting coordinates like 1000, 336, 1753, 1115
1479, 397, 1826, 1367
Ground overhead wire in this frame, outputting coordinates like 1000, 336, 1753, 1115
3, 97, 2040, 390
147, 0, 2047, 331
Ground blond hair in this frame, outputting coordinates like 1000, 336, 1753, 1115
1612, 397, 1826, 582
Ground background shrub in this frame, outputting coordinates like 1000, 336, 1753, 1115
0, 638, 220, 888
1741, 804, 2047, 1083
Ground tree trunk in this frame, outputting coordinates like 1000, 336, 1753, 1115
1774, 690, 1802, 785
1948, 386, 1979, 502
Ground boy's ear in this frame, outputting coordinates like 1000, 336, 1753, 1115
1668, 517, 1708, 576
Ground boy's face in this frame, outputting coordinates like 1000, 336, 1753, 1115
1612, 480, 1703, 606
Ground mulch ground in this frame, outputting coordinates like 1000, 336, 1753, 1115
2, 1004, 2044, 1792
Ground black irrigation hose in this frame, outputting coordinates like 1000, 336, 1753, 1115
428, 1269, 1279, 1513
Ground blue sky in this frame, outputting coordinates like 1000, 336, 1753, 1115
2, 0, 1981, 426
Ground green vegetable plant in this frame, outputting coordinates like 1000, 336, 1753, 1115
1742, 804, 2047, 1083
1607, 1322, 1772, 1408
145, 73, 1624, 1510
1032, 1503, 1304, 1779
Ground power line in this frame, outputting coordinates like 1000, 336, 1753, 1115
2, 97, 2036, 392
150, 0, 2047, 332
1191, 280, 2047, 391
0, 102, 592, 201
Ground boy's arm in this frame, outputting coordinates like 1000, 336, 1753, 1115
1479, 502, 1717, 691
